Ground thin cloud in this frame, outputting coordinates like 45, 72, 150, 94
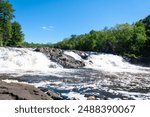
49, 26, 54, 28
42, 26, 54, 31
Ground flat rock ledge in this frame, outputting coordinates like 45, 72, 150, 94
0, 81, 53, 100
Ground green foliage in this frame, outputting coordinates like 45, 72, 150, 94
0, 0, 24, 47
0, 0, 14, 21
0, 27, 3, 46
0, 0, 14, 46
53, 16, 150, 58
22, 42, 54, 48
140, 15, 150, 57
2, 20, 11, 45
8, 21, 24, 46
142, 15, 150, 37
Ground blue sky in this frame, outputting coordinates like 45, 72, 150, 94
10, 0, 150, 44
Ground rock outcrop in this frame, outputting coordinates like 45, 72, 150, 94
35, 47, 85, 68
0, 81, 53, 100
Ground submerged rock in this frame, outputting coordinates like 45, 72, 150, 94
35, 47, 85, 68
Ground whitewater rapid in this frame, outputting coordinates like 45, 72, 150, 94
0, 47, 149, 74
64, 51, 150, 73
0, 47, 64, 76
0, 47, 150, 100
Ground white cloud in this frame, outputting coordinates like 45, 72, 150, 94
42, 26, 54, 31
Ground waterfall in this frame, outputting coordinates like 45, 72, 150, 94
0, 47, 149, 74
64, 51, 149, 73
0, 47, 61, 74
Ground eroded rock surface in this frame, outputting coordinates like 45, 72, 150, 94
0, 81, 53, 100
35, 47, 85, 68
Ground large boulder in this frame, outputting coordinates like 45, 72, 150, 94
0, 81, 53, 100
35, 47, 85, 68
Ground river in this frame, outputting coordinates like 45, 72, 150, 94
0, 47, 150, 100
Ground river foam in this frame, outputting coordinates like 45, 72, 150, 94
0, 47, 149, 74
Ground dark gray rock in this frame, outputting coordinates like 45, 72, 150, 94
38, 87, 48, 92
84, 94, 97, 100
46, 90, 63, 100
124, 56, 150, 67
35, 47, 85, 68
72, 97, 80, 100
72, 50, 89, 60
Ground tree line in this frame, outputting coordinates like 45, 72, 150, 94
53, 15, 150, 58
0, 0, 24, 47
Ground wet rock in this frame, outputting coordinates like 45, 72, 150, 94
84, 94, 97, 100
72, 97, 80, 100
35, 47, 85, 68
46, 90, 63, 100
87, 96, 96, 100
72, 87, 79, 92
72, 50, 89, 60
38, 87, 48, 92
124, 56, 150, 67
0, 81, 52, 100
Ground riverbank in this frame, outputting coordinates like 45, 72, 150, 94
0, 80, 62, 100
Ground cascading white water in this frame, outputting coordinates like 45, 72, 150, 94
0, 47, 62, 74
0, 48, 149, 74
64, 51, 82, 61
85, 54, 150, 73
64, 51, 149, 73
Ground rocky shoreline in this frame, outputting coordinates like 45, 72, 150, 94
0, 79, 97, 100
0, 80, 62, 100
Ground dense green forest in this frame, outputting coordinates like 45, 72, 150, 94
0, 0, 24, 46
53, 15, 150, 58
1, 0, 150, 58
